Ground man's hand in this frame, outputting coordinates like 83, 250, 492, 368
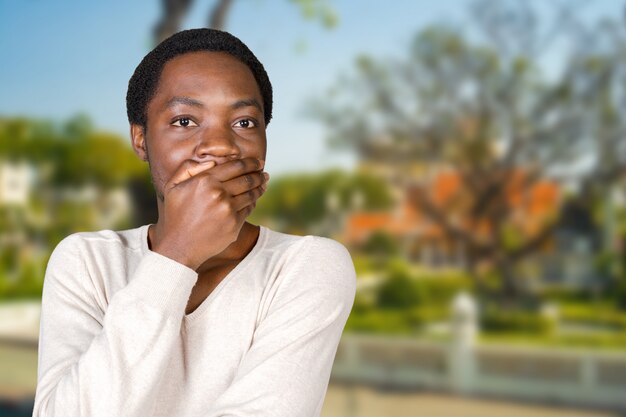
151, 157, 269, 270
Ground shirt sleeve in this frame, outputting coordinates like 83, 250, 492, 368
203, 237, 357, 417
32, 234, 198, 417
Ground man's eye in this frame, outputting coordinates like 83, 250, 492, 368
235, 119, 256, 129
171, 117, 197, 127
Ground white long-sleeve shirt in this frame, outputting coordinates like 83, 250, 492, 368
32, 224, 356, 417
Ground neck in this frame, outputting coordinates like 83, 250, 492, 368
148, 220, 260, 273
197, 222, 259, 272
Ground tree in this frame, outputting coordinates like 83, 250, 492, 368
0, 116, 151, 298
313, 0, 626, 301
0, 116, 147, 189
248, 169, 393, 234
152, 0, 338, 45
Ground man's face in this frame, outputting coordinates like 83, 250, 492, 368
131, 51, 267, 201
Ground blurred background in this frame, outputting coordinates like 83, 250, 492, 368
1, 0, 626, 416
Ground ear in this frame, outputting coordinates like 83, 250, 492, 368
130, 124, 148, 161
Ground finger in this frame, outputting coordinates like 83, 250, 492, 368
223, 171, 269, 196
235, 199, 258, 223
167, 160, 216, 189
230, 183, 266, 212
208, 157, 264, 182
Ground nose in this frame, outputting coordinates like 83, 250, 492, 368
194, 123, 241, 164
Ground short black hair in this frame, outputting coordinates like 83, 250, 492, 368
126, 28, 273, 128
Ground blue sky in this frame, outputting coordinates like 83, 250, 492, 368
0, 0, 620, 174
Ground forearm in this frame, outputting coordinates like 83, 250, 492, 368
33, 248, 197, 417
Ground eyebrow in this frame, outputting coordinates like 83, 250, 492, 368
164, 96, 204, 109
163, 96, 262, 113
231, 98, 263, 112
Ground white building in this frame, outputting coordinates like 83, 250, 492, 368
0, 160, 33, 206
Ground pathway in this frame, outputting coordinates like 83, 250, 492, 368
321, 383, 621, 417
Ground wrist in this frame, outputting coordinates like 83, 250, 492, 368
152, 242, 198, 271
149, 225, 199, 270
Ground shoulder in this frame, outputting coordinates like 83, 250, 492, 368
301, 235, 354, 272
50, 226, 145, 259
263, 227, 353, 266
44, 226, 148, 302
46, 226, 147, 286
262, 227, 356, 294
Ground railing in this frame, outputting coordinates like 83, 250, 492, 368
331, 332, 626, 411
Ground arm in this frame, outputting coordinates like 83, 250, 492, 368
32, 234, 198, 417
31, 157, 267, 416
204, 237, 357, 417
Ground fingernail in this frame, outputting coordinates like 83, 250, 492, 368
261, 183, 267, 192
263, 172, 270, 182
259, 159, 265, 169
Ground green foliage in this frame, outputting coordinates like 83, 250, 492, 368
290, 0, 339, 28
249, 169, 393, 232
376, 262, 472, 309
0, 115, 149, 300
350, 292, 373, 314
481, 331, 626, 351
53, 132, 146, 187
617, 275, 626, 310
544, 332, 626, 350
351, 259, 462, 333
481, 306, 555, 335
539, 287, 592, 303
351, 255, 377, 276
406, 305, 449, 326
361, 230, 399, 257
346, 303, 450, 335
500, 224, 524, 252
312, 4, 626, 304
377, 265, 425, 309
559, 303, 626, 330
0, 115, 148, 188
418, 271, 473, 304
345, 308, 414, 335
0, 260, 44, 300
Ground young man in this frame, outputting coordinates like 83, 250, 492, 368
32, 29, 356, 417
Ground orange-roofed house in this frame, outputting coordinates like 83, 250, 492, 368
341, 165, 609, 287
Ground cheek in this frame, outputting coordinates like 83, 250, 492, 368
165, 144, 191, 169
149, 139, 191, 179
244, 135, 267, 158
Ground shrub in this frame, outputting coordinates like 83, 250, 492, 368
361, 231, 400, 257
376, 261, 474, 309
406, 305, 449, 327
616, 275, 626, 310
560, 303, 626, 329
481, 306, 555, 335
376, 266, 426, 308
344, 309, 413, 335
414, 271, 473, 304
351, 292, 375, 314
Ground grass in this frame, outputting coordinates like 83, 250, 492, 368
479, 331, 626, 351
346, 301, 626, 351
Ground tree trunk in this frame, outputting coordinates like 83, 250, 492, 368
497, 258, 519, 306
153, 0, 193, 45
209, 0, 234, 30
152, 0, 235, 46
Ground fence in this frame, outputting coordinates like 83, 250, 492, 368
3, 299, 626, 413
331, 332, 626, 411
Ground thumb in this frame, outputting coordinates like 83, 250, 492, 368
167, 160, 216, 189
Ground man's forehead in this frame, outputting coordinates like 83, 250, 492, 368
157, 52, 258, 91
146, 51, 263, 115
163, 50, 248, 74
